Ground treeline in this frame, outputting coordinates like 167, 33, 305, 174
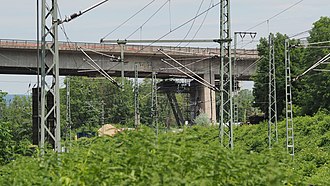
0, 92, 32, 164
61, 77, 184, 131
253, 17, 330, 117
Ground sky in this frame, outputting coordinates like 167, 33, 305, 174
0, 0, 329, 94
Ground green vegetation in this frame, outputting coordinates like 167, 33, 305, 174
253, 33, 304, 118
63, 77, 179, 130
0, 92, 33, 165
253, 17, 330, 117
193, 112, 210, 125
235, 89, 255, 122
294, 17, 330, 115
0, 112, 329, 185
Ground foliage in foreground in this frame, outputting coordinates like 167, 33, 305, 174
1, 112, 330, 185
235, 112, 330, 185
0, 126, 288, 185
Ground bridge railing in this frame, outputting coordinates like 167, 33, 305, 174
0, 39, 258, 58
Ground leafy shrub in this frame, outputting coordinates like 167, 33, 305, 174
0, 126, 287, 185
1, 112, 330, 185
194, 113, 210, 126
0, 122, 14, 165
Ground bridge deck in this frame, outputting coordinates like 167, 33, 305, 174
0, 39, 258, 59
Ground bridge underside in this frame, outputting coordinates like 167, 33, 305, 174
0, 48, 255, 80
0, 44, 257, 124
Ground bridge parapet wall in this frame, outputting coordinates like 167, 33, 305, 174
0, 39, 258, 59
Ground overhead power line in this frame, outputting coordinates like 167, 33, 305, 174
101, 0, 157, 40
59, 0, 109, 24
158, 49, 218, 91
177, 0, 205, 47
79, 47, 122, 88
291, 40, 330, 48
313, 69, 330, 72
101, 1, 220, 53
306, 40, 330, 46
294, 52, 330, 81
289, 29, 311, 38
246, 0, 304, 31
130, 1, 220, 54
126, 0, 170, 39
184, 0, 213, 47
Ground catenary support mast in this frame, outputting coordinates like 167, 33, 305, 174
134, 63, 140, 128
151, 72, 159, 135
219, 0, 233, 149
66, 77, 72, 141
285, 39, 294, 157
268, 34, 278, 148
233, 31, 257, 126
40, 0, 61, 152
233, 32, 239, 124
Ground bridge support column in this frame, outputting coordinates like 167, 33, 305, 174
190, 73, 216, 124
200, 73, 216, 124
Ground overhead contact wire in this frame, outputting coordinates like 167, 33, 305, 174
245, 0, 304, 31
134, 1, 220, 54
79, 47, 121, 88
177, 0, 205, 47
126, 0, 170, 39
184, 0, 212, 47
102, 0, 157, 40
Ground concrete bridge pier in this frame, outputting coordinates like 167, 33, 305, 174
190, 72, 217, 124
200, 72, 217, 124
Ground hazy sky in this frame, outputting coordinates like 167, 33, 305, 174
0, 0, 329, 94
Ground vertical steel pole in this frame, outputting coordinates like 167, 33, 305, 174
36, 0, 41, 145
151, 72, 158, 135
66, 77, 71, 140
285, 39, 294, 157
233, 32, 239, 124
268, 34, 278, 148
134, 63, 140, 128
40, 0, 46, 151
120, 44, 125, 87
101, 100, 105, 126
209, 59, 214, 124
219, 0, 233, 149
40, 0, 61, 152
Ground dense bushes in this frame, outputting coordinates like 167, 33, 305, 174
0, 122, 14, 164
0, 126, 288, 185
234, 112, 330, 185
0, 112, 329, 185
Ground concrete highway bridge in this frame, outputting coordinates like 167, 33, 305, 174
0, 39, 259, 124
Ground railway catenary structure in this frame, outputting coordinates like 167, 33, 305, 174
0, 39, 259, 126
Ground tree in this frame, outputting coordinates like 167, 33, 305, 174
0, 92, 31, 164
236, 89, 254, 122
0, 91, 7, 118
102, 78, 134, 126
0, 91, 14, 164
2, 95, 32, 143
0, 121, 14, 164
62, 76, 102, 130
62, 76, 135, 130
253, 33, 303, 118
294, 17, 330, 115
